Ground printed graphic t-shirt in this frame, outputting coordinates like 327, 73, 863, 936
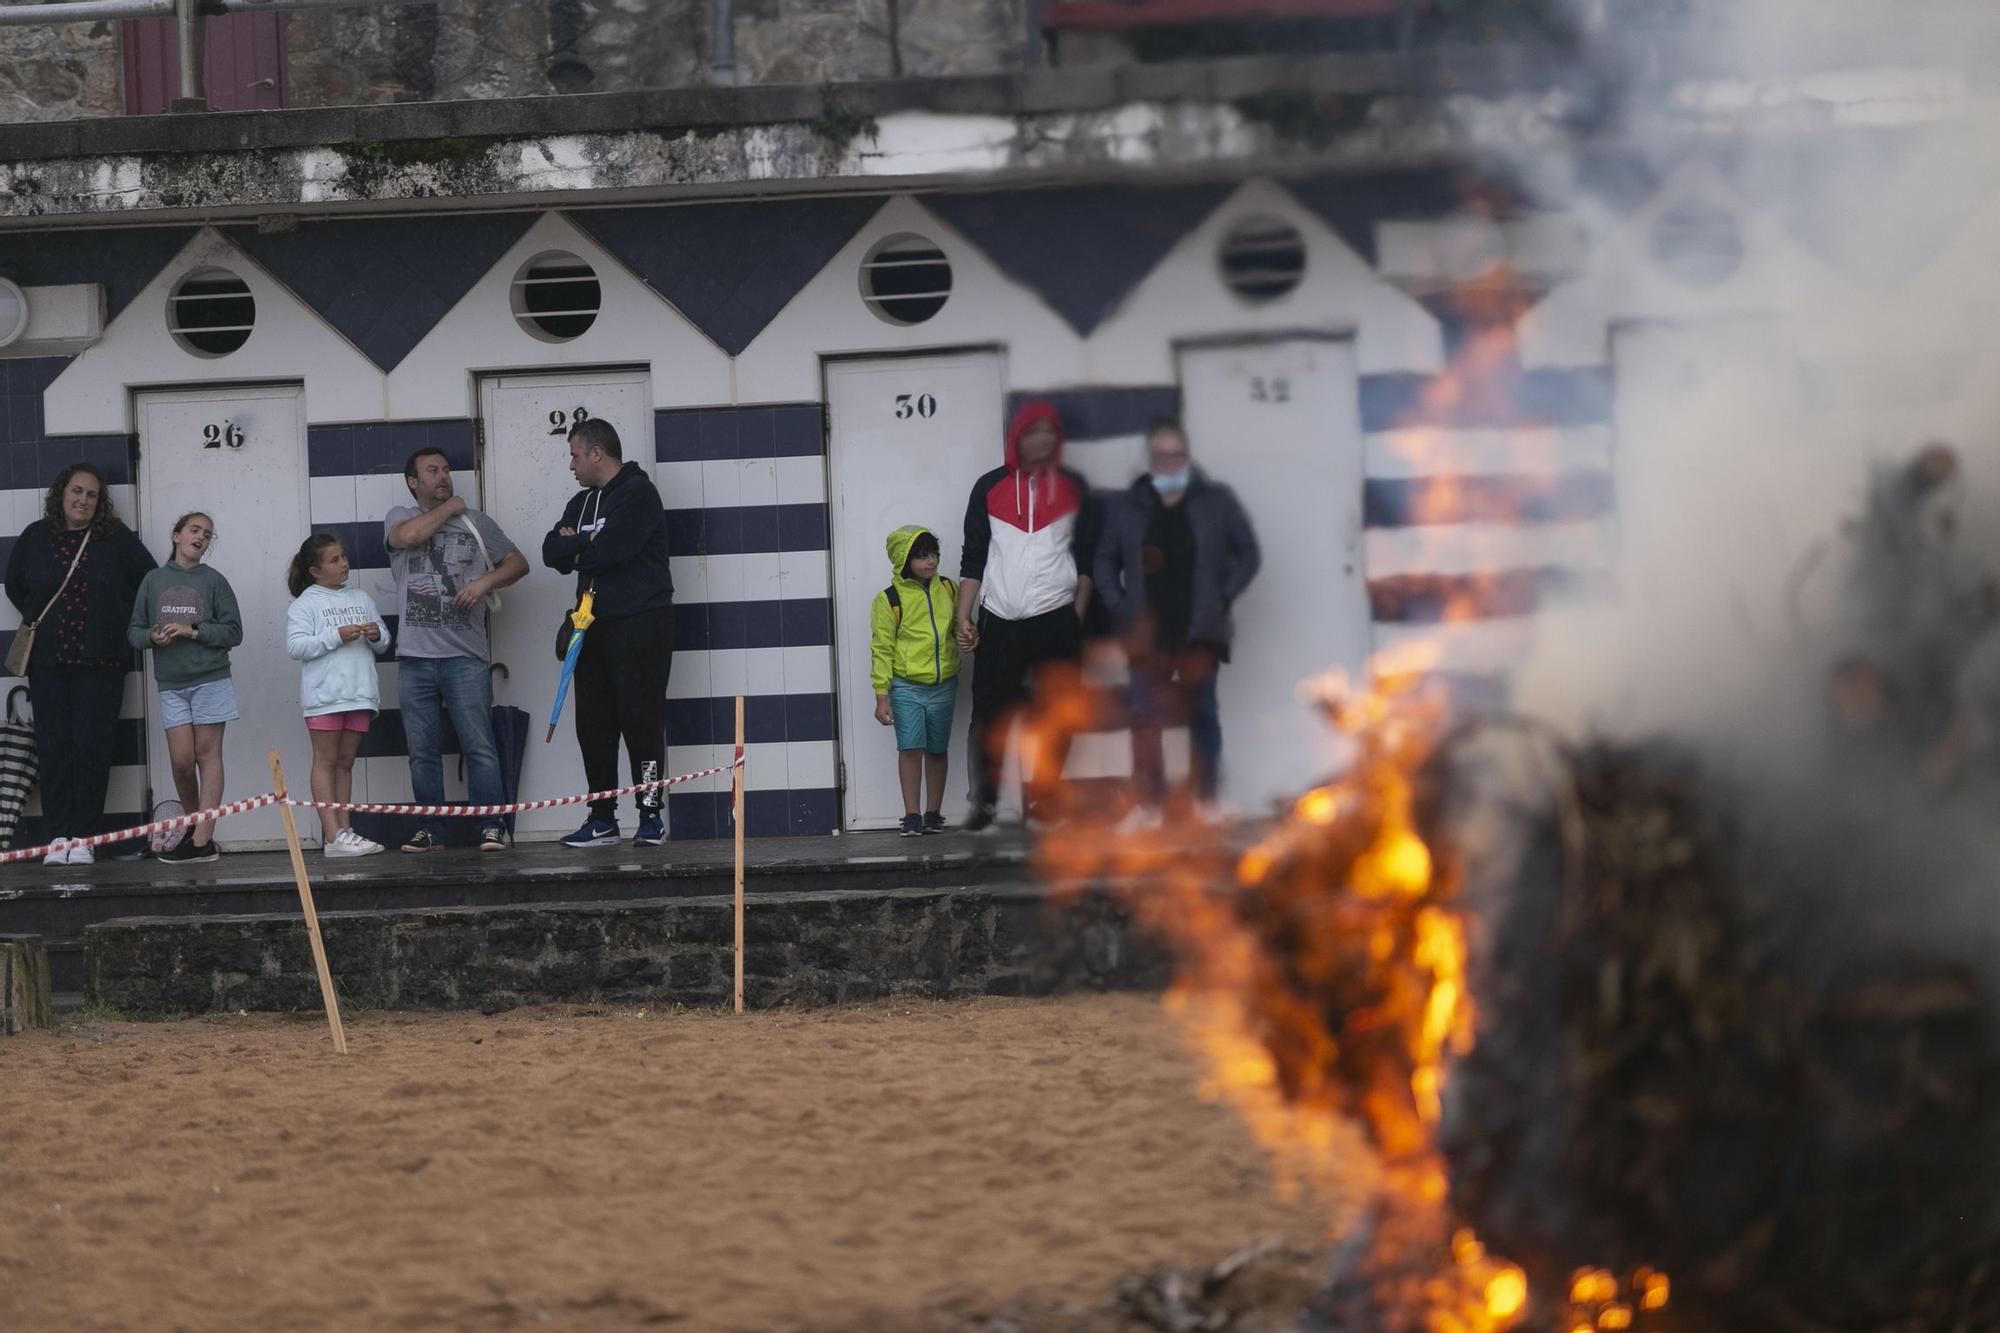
383, 506, 520, 661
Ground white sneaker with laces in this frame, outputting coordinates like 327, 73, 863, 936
69, 844, 95, 865
1116, 805, 1164, 835
42, 840, 71, 866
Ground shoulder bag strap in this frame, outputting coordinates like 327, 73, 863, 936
455, 514, 503, 615
28, 530, 90, 629
457, 513, 495, 575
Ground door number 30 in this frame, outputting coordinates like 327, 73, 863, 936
548, 406, 591, 436
201, 422, 245, 449
895, 393, 938, 420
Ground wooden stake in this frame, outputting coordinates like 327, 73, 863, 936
733, 694, 746, 1016
268, 749, 348, 1055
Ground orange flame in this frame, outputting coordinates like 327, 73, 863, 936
1027, 261, 1664, 1328
1029, 648, 1668, 1329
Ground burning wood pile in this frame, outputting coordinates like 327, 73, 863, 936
1035, 437, 2000, 1329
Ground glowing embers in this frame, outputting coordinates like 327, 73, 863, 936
1565, 1267, 1670, 1331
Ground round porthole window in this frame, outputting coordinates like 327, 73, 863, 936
0, 277, 27, 348
861, 234, 952, 325
1219, 215, 1306, 304
1652, 207, 1744, 289
169, 268, 255, 357
511, 252, 601, 342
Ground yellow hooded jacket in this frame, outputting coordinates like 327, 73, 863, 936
870, 525, 962, 695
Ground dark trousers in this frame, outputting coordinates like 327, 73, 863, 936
573, 606, 674, 823
28, 665, 124, 839
967, 604, 1082, 811
1128, 646, 1222, 805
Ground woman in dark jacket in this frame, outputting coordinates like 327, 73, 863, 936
4, 463, 156, 864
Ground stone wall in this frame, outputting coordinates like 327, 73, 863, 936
283, 0, 710, 107
0, 22, 122, 123
0, 0, 1025, 124
732, 0, 1026, 85
85, 885, 1173, 1016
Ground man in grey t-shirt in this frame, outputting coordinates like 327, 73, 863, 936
384, 447, 529, 852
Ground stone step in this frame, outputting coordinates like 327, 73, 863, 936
84, 882, 1178, 1016
1, 831, 1043, 994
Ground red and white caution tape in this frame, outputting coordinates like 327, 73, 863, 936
277, 757, 745, 816
0, 792, 283, 865
2, 757, 747, 864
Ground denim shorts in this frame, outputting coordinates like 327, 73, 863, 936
159, 677, 239, 729
889, 676, 957, 754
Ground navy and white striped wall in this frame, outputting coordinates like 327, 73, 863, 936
653, 403, 839, 839
1359, 352, 1617, 701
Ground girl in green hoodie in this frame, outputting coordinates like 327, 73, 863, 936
128, 512, 244, 863
870, 526, 962, 836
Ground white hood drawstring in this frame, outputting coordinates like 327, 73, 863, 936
1014, 466, 1055, 534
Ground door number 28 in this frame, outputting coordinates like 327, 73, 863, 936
895, 393, 938, 420
201, 422, 245, 449
548, 406, 591, 436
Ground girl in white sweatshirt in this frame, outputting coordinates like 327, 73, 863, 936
285, 534, 393, 857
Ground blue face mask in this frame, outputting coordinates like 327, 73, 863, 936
1151, 469, 1189, 496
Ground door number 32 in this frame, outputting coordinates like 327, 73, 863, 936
201, 422, 245, 449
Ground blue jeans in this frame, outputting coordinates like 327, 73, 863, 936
398, 656, 503, 837
1128, 647, 1222, 804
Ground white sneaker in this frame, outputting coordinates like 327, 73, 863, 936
43, 840, 71, 866
1192, 800, 1237, 826
323, 829, 384, 858
1116, 805, 1164, 835
69, 844, 94, 865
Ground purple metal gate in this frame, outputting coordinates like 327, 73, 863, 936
123, 13, 288, 115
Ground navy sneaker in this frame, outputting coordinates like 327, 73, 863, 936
633, 813, 666, 847
899, 813, 924, 837
922, 812, 947, 834
560, 817, 620, 848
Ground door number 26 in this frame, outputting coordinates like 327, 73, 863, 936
201, 422, 245, 449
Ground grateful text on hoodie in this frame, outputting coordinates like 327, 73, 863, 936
286, 583, 393, 717
959, 401, 1100, 623
127, 563, 244, 689
870, 525, 962, 695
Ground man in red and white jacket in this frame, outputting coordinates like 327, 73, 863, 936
953, 400, 1101, 832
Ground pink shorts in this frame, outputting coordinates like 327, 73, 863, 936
306, 710, 373, 734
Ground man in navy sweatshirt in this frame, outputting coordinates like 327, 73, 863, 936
953, 400, 1100, 832
541, 417, 676, 849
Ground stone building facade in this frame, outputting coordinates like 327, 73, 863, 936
0, 0, 1029, 122
0, 22, 123, 123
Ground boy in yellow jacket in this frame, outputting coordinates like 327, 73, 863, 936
871, 526, 962, 836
